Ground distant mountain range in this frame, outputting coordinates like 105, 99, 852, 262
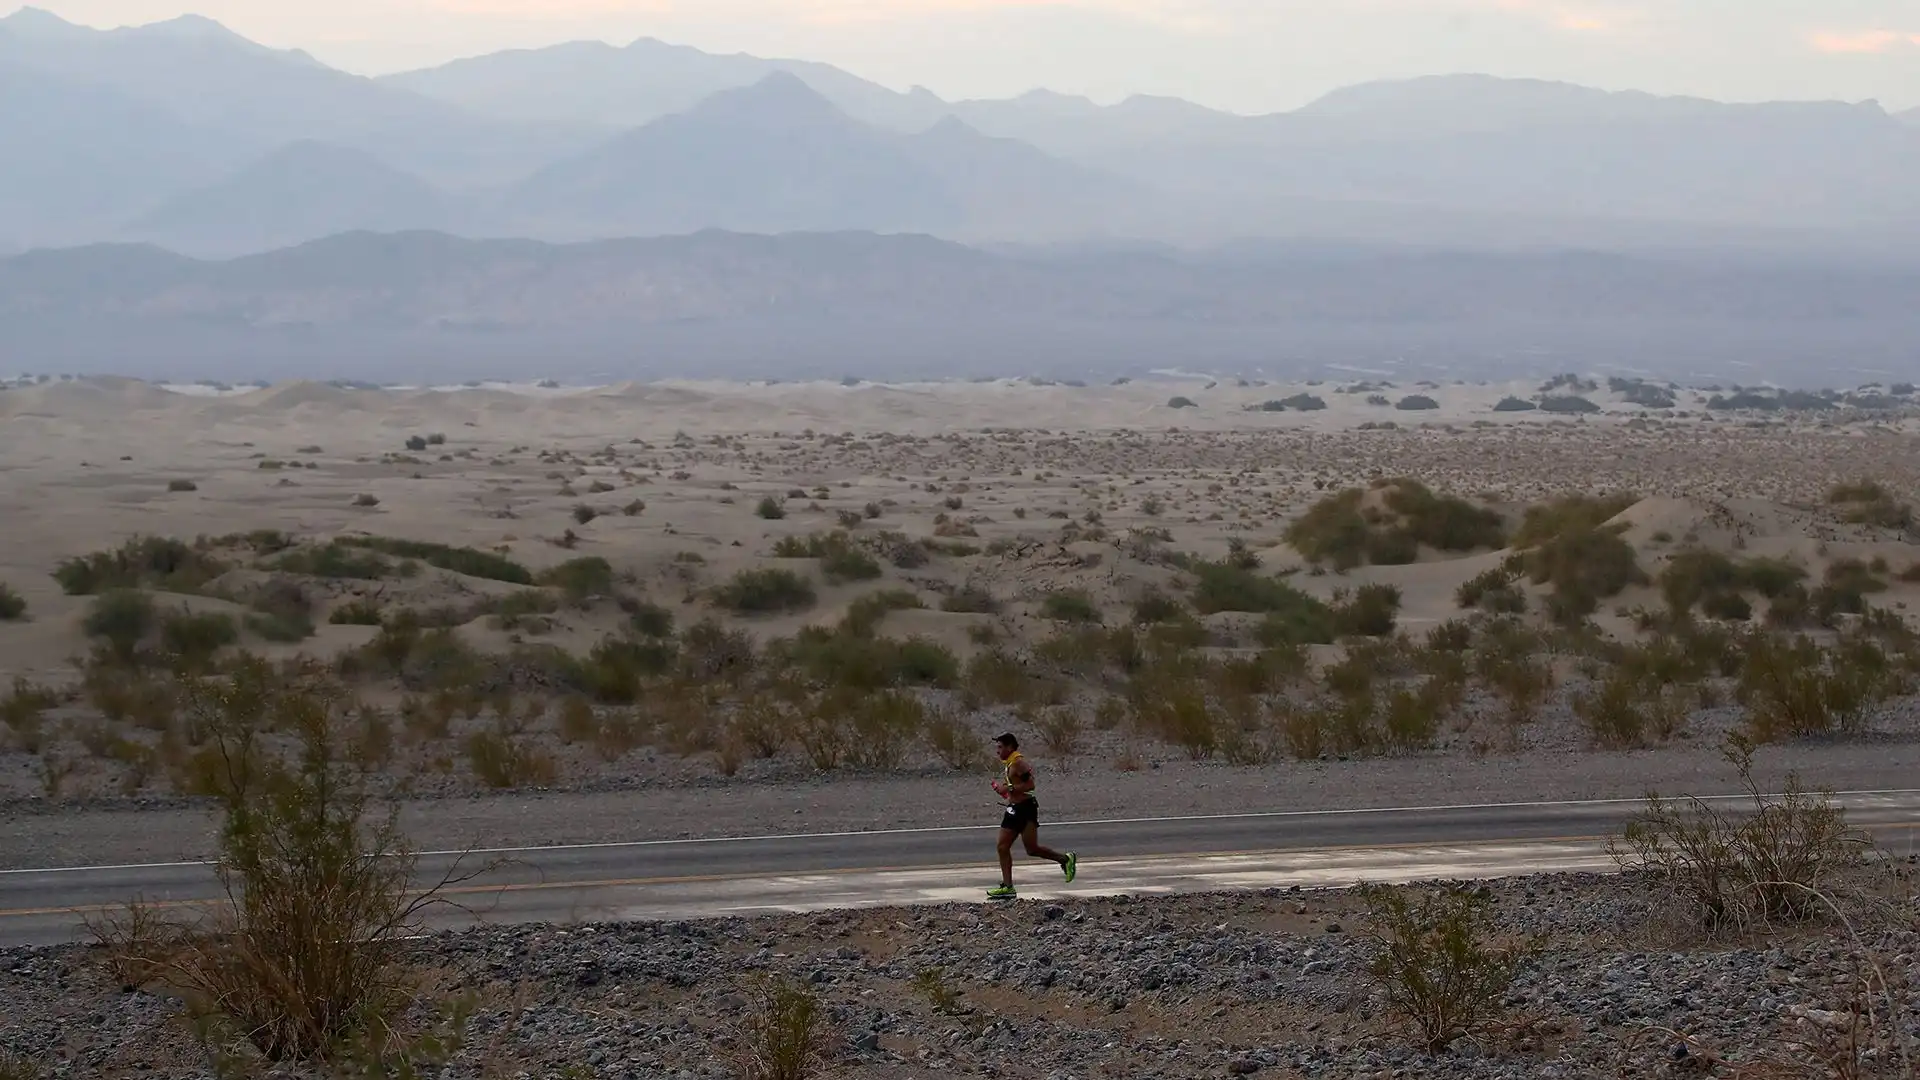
4, 6, 1919, 257
7, 230, 1918, 386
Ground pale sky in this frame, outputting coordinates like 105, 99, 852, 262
15, 0, 1920, 114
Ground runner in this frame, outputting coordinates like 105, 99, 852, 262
987, 732, 1076, 900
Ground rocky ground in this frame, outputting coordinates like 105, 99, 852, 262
4, 869, 1917, 1080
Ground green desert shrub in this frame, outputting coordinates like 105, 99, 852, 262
1040, 590, 1101, 624
1610, 740, 1870, 932
159, 609, 239, 671
1252, 596, 1337, 648
1192, 561, 1315, 616
84, 663, 480, 1063
54, 536, 225, 596
622, 597, 676, 639
1813, 557, 1888, 620
773, 531, 882, 583
1286, 480, 1504, 570
1130, 589, 1185, 624
337, 537, 531, 585
1514, 511, 1644, 625
1334, 583, 1402, 637
0, 582, 24, 621
1737, 631, 1899, 741
822, 546, 882, 584
1826, 480, 1913, 529
1510, 493, 1636, 548
84, 589, 157, 663
775, 627, 958, 691
1661, 551, 1807, 619
1455, 567, 1527, 613
273, 543, 395, 580
328, 599, 385, 626
840, 589, 923, 636
538, 556, 617, 601
713, 568, 816, 614
576, 637, 678, 703
940, 584, 1000, 614
1357, 882, 1538, 1054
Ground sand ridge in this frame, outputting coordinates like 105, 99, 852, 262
2, 372, 1919, 820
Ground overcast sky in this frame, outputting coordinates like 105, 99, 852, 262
16, 0, 1920, 113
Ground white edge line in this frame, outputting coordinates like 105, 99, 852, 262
7, 788, 1918, 876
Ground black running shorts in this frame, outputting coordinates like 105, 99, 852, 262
1000, 797, 1039, 832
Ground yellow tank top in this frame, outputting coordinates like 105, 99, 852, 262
1003, 751, 1034, 799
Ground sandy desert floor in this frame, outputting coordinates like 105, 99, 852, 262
2, 373, 1919, 869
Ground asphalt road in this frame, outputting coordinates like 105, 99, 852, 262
4, 790, 1917, 948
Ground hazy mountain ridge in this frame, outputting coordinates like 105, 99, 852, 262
7, 230, 1918, 384
121, 141, 466, 257
4, 7, 1919, 258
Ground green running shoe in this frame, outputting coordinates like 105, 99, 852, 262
1062, 852, 1078, 883
986, 884, 1017, 900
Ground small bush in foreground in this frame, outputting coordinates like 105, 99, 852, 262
1357, 881, 1538, 1054
0, 582, 24, 621
85, 663, 488, 1063
727, 973, 836, 1080
1609, 737, 1870, 934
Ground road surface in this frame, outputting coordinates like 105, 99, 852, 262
4, 790, 1917, 947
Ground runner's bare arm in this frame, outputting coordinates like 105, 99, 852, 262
1008, 761, 1035, 797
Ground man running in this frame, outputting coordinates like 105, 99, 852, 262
987, 732, 1076, 900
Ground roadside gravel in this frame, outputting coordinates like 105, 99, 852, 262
3, 871, 1914, 1079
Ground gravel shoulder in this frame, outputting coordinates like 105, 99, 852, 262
4, 870, 1915, 1080
6, 739, 1915, 870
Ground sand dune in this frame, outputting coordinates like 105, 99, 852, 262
2, 372, 1918, 806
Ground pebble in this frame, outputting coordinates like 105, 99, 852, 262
0, 870, 1913, 1079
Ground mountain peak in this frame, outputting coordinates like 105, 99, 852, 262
684, 69, 846, 125
0, 6, 87, 36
